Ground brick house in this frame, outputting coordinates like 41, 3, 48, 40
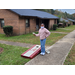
67, 18, 75, 25
60, 17, 69, 26
0, 9, 59, 35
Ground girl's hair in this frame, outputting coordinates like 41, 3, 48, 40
41, 23, 44, 25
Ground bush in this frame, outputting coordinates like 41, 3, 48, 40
53, 24, 57, 30
63, 24, 65, 28
68, 24, 70, 27
3, 26, 13, 36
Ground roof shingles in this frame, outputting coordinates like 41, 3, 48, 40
9, 9, 59, 19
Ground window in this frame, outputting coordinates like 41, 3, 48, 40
0, 19, 4, 28
54, 20, 56, 24
26, 19, 29, 27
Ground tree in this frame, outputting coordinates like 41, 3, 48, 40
72, 13, 75, 17
50, 9, 55, 15
65, 12, 68, 19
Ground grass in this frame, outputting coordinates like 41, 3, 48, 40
0, 43, 30, 65
0, 25, 75, 46
0, 33, 66, 46
0, 25, 75, 65
0, 33, 65, 65
0, 25, 75, 45
50, 25, 75, 33
46, 33, 66, 46
0, 29, 67, 65
64, 43, 75, 65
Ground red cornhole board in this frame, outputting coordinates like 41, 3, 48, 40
21, 45, 41, 59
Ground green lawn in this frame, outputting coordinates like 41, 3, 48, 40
0, 43, 30, 65
50, 25, 75, 33
0, 25, 75, 65
0, 33, 66, 46
0, 25, 75, 46
64, 43, 75, 65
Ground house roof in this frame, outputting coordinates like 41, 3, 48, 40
60, 17, 69, 22
65, 20, 69, 22
9, 9, 59, 19
67, 18, 75, 22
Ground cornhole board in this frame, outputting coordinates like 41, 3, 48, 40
21, 45, 41, 59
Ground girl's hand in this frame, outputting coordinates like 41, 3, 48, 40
33, 34, 36, 36
32, 32, 36, 36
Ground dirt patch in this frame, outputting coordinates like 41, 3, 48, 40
0, 47, 3, 53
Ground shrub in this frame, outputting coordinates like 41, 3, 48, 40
63, 24, 65, 28
53, 24, 57, 30
68, 24, 70, 26
3, 26, 13, 36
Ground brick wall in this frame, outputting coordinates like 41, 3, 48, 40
19, 17, 36, 34
68, 21, 73, 25
71, 22, 73, 25
30, 18, 36, 32
49, 19, 58, 30
49, 19, 55, 29
19, 18, 26, 34
0, 9, 37, 35
25, 27, 30, 34
66, 22, 68, 26
0, 9, 20, 35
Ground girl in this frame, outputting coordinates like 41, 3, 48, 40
33, 23, 51, 55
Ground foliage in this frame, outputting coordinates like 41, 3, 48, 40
53, 24, 57, 30
3, 26, 13, 36
68, 24, 70, 26
50, 9, 55, 14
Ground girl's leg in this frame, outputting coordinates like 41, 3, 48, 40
40, 38, 46, 53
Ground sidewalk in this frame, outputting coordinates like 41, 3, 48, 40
51, 31, 68, 34
25, 30, 75, 65
0, 40, 34, 48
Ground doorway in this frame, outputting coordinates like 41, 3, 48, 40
41, 19, 49, 29
36, 18, 39, 31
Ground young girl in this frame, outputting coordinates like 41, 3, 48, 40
33, 23, 51, 55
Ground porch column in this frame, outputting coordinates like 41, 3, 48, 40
49, 19, 54, 30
